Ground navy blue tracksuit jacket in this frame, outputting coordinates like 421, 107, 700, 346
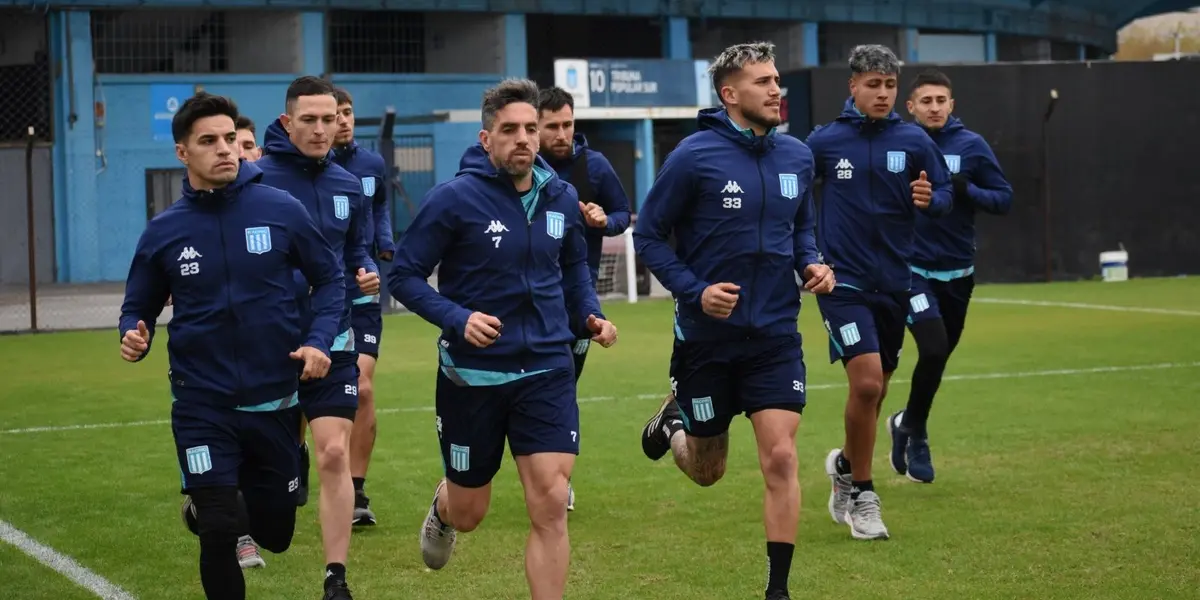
541, 133, 632, 285
256, 120, 377, 337
633, 108, 820, 342
911, 116, 1013, 273
118, 161, 345, 409
332, 141, 393, 302
805, 99, 954, 293
388, 144, 603, 378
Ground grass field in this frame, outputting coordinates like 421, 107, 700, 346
1, 277, 1199, 600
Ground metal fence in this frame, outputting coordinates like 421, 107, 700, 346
0, 10, 52, 144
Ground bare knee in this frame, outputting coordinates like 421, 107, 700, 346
315, 437, 349, 473
525, 474, 569, 535
445, 486, 490, 532
761, 440, 799, 488
849, 374, 884, 404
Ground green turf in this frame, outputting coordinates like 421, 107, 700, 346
1, 277, 1198, 599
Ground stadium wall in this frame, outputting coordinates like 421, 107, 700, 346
800, 60, 1200, 282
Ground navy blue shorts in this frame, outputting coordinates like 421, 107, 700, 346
816, 286, 908, 373
350, 300, 383, 358
172, 400, 302, 503
435, 368, 579, 488
668, 333, 807, 438
298, 350, 360, 421
907, 273, 975, 326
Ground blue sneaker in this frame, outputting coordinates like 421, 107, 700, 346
905, 437, 935, 483
887, 411, 909, 475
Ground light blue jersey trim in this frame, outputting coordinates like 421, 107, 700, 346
912, 265, 974, 282
352, 294, 380, 305
171, 392, 299, 412
835, 282, 864, 291
437, 342, 548, 387
520, 166, 553, 222
726, 115, 777, 138
331, 328, 353, 352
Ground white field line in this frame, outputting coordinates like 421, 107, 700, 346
2, 361, 1197, 436
0, 519, 137, 599
974, 297, 1200, 317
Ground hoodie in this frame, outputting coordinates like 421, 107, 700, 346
332, 141, 394, 305
911, 116, 1013, 275
118, 160, 345, 410
804, 98, 954, 293
633, 108, 820, 342
388, 143, 603, 382
256, 119, 377, 340
541, 133, 632, 284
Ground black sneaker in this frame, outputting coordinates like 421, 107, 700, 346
180, 495, 199, 536
641, 394, 681, 461
322, 579, 353, 600
297, 442, 310, 507
352, 491, 376, 527
766, 590, 791, 600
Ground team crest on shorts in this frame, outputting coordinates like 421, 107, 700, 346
185, 445, 212, 475
333, 195, 350, 220
779, 173, 799, 199
449, 444, 471, 472
692, 396, 715, 422
361, 176, 376, 197
886, 151, 906, 173
244, 227, 272, 255
944, 154, 961, 174
546, 211, 565, 239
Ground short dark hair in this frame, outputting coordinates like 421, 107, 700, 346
285, 76, 336, 113
481, 78, 539, 131
333, 87, 353, 106
172, 92, 239, 143
910, 69, 953, 96
708, 41, 776, 105
537, 86, 574, 116
235, 115, 255, 134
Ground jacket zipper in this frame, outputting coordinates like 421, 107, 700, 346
752, 150, 767, 335
215, 205, 244, 397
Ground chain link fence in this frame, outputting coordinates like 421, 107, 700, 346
0, 10, 52, 144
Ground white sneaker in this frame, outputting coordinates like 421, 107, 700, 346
236, 535, 265, 569
419, 480, 457, 570
845, 491, 890, 540
824, 448, 853, 525
566, 481, 575, 512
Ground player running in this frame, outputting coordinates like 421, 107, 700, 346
536, 85, 632, 512
119, 92, 344, 600
330, 86, 393, 526
255, 76, 379, 600
635, 42, 834, 600
388, 78, 617, 600
805, 45, 953, 541
888, 69, 1013, 483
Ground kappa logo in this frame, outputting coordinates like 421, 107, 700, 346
721, 180, 744, 194
835, 158, 854, 180
484, 220, 508, 234
177, 246, 202, 261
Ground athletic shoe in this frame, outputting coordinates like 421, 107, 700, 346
321, 579, 353, 600
888, 410, 909, 475
352, 491, 376, 527
905, 437, 936, 483
180, 495, 199, 536
236, 536, 265, 569
641, 394, 681, 460
419, 480, 456, 570
824, 448, 852, 525
566, 480, 575, 512
846, 490, 890, 540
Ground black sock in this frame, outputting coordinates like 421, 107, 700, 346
199, 532, 244, 600
904, 319, 950, 438
835, 452, 851, 476
850, 480, 874, 500
766, 542, 794, 594
352, 477, 365, 493
325, 563, 346, 588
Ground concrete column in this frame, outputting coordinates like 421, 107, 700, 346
503, 14, 527, 77
985, 32, 998, 62
300, 11, 325, 76
634, 119, 655, 211
662, 16, 690, 60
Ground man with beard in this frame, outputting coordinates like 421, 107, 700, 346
634, 42, 834, 600
805, 45, 953, 541
536, 85, 632, 512
388, 78, 618, 600
887, 69, 1012, 484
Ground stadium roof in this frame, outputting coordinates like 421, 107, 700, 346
1034, 0, 1199, 24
